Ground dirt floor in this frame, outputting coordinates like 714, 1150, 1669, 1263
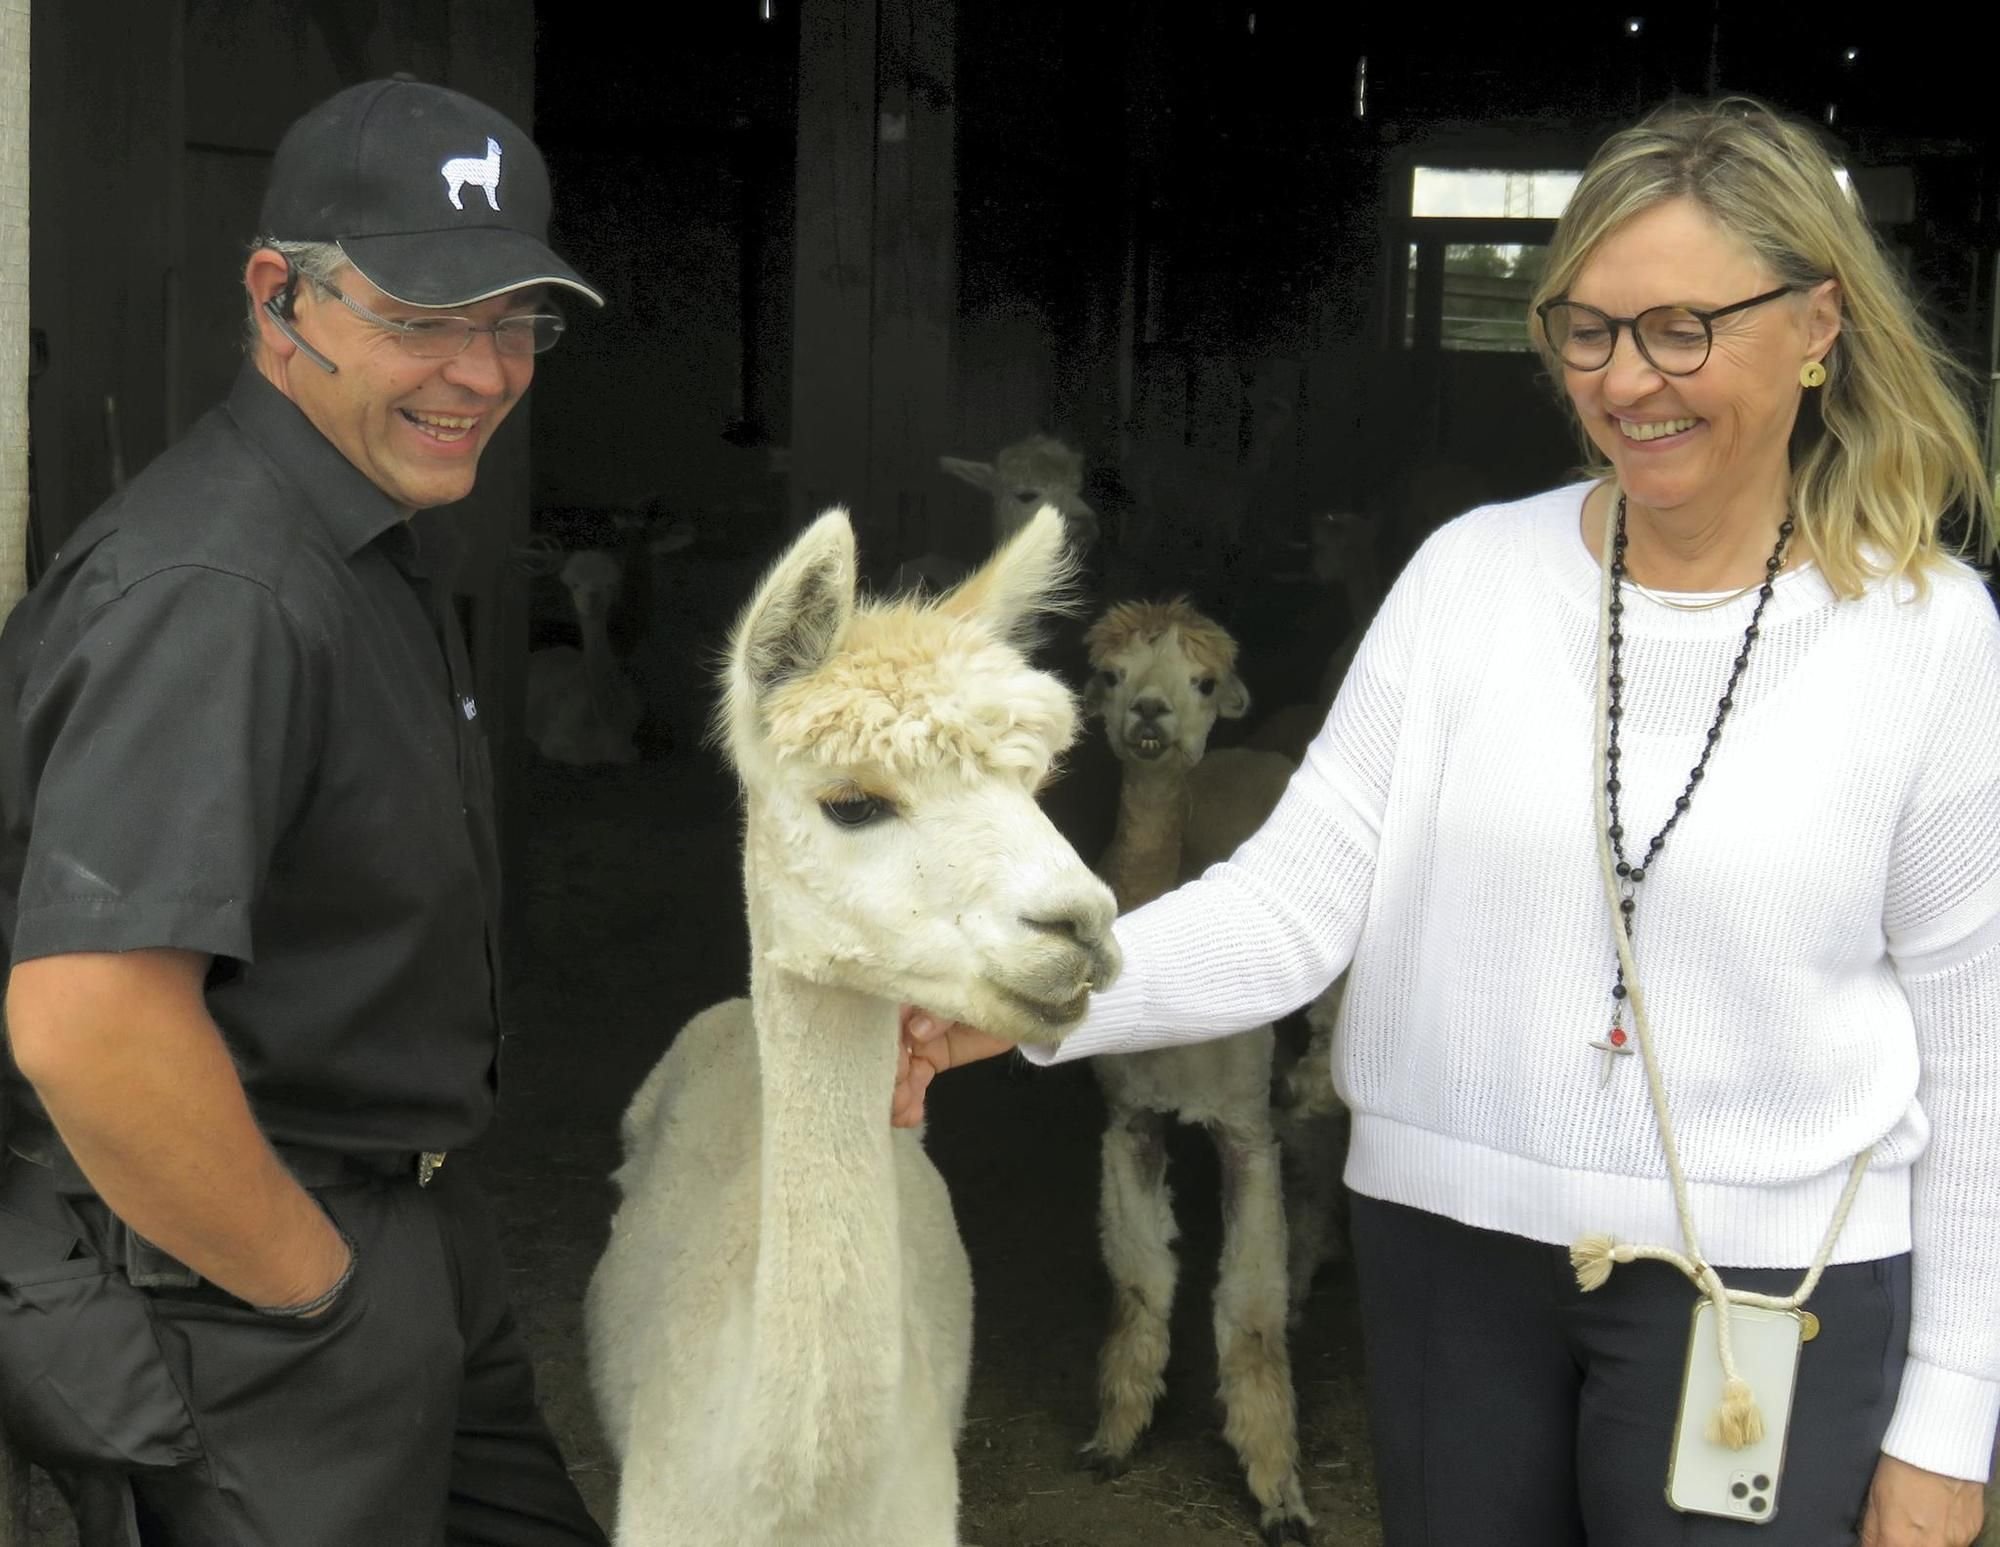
25, 550, 1383, 1546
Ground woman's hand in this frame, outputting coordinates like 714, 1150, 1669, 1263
1860, 1454, 1985, 1547
890, 1007, 1016, 1128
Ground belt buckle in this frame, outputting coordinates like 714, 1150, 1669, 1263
417, 1151, 447, 1187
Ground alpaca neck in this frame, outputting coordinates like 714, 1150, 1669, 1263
1104, 757, 1192, 911
742, 948, 905, 1502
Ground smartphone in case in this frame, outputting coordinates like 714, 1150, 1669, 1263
1664, 1300, 1805, 1524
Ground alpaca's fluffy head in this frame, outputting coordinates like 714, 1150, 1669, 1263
1083, 598, 1251, 766
721, 505, 1119, 1043
941, 433, 1100, 555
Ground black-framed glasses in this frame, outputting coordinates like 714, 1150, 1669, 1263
1535, 285, 1799, 376
318, 279, 566, 358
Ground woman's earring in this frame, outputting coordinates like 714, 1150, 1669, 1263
1799, 360, 1827, 389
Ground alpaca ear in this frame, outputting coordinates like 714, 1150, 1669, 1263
939, 455, 1001, 493
1217, 672, 1252, 720
730, 507, 856, 706
941, 504, 1078, 646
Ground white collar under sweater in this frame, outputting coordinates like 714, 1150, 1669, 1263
1038, 481, 2000, 1480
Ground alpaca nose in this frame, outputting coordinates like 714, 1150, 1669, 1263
1020, 883, 1121, 988
1130, 696, 1169, 723
1021, 910, 1089, 945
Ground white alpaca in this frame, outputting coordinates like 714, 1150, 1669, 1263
895, 434, 1099, 593
1081, 598, 1340, 1546
943, 432, 1099, 551
585, 506, 1121, 1547
442, 136, 502, 211
525, 550, 644, 766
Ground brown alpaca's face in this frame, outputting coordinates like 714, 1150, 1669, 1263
1085, 623, 1252, 767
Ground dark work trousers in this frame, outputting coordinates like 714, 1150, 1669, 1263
0, 1148, 607, 1547
1349, 1193, 1912, 1547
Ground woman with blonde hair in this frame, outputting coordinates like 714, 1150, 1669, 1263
899, 96, 2000, 1546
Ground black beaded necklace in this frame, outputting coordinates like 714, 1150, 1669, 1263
1592, 493, 1794, 1082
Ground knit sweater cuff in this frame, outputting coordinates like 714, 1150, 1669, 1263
1879, 1358, 2000, 1482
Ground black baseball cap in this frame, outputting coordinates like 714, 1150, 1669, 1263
260, 79, 604, 310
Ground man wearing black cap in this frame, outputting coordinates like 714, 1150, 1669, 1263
0, 80, 609, 1545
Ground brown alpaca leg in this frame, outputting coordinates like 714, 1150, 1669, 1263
1213, 1122, 1314, 1545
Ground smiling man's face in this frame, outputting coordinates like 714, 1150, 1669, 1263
274, 266, 540, 512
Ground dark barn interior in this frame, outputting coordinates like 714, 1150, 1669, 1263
15, 3, 2000, 1542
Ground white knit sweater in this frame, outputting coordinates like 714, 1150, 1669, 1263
1038, 482, 2000, 1480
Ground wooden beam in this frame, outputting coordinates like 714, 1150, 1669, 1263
866, 0, 954, 570
28, 0, 178, 560
1, 0, 24, 619
3, 4, 29, 1531
790, 0, 877, 532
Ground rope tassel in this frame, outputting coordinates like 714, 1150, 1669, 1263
1569, 1233, 1692, 1293
1707, 1377, 1765, 1449
1569, 1233, 1622, 1292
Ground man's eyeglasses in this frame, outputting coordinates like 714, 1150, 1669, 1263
319, 280, 566, 359
1535, 285, 1799, 376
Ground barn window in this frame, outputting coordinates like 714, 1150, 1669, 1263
1396, 167, 1576, 356
1411, 168, 1580, 220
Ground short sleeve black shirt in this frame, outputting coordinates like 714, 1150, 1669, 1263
0, 366, 502, 1155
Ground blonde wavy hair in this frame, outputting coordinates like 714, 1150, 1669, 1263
1529, 97, 1995, 596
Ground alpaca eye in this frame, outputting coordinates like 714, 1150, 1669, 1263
1197, 677, 1217, 696
1014, 489, 1040, 503
1098, 668, 1121, 688
821, 794, 887, 829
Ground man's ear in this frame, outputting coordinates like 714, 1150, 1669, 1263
246, 248, 301, 359
244, 248, 295, 319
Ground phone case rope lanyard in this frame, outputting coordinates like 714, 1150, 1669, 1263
1571, 484, 1871, 1449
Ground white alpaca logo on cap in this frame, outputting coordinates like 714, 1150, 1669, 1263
441, 137, 502, 211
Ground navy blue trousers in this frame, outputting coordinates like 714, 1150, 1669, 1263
1350, 1193, 1911, 1546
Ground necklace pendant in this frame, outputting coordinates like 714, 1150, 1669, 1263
1588, 1024, 1634, 1086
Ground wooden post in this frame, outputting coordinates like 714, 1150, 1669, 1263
1, 0, 29, 1537
866, 0, 954, 568
1, 0, 24, 620
790, 0, 878, 535
790, 0, 956, 578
